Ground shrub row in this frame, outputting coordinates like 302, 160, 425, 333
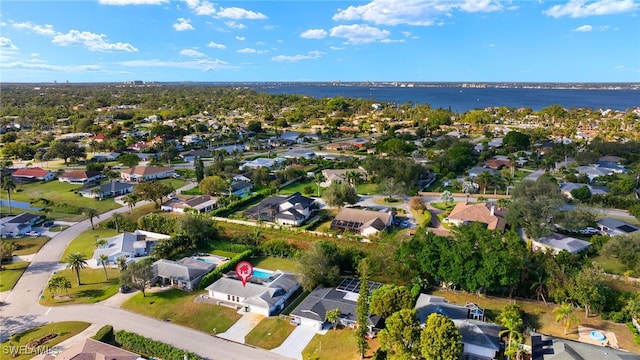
114, 330, 200, 360
627, 322, 640, 346
199, 249, 254, 289
92, 325, 114, 344
209, 192, 266, 218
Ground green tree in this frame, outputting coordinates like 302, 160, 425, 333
370, 285, 414, 318
325, 308, 341, 330
134, 181, 174, 208
111, 212, 123, 233
83, 208, 99, 230
498, 304, 524, 358
313, 173, 325, 197
47, 141, 86, 164
356, 258, 370, 359
570, 186, 592, 202
120, 258, 154, 297
247, 120, 263, 133
570, 263, 608, 318
298, 241, 341, 291
199, 175, 227, 195
194, 158, 205, 182
98, 254, 110, 280
0, 240, 17, 269
66, 252, 88, 286
118, 153, 140, 167
379, 177, 405, 200
601, 232, 640, 275
420, 313, 463, 360
0, 174, 16, 215
322, 182, 359, 208
440, 190, 454, 206
378, 308, 422, 359
122, 193, 138, 214
116, 256, 128, 271
553, 303, 579, 335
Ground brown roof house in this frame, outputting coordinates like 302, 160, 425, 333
119, 166, 175, 182
32, 338, 143, 360
11, 167, 57, 182
59, 170, 105, 184
443, 202, 507, 231
331, 208, 395, 237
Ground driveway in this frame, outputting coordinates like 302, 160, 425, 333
271, 325, 325, 360
217, 312, 264, 343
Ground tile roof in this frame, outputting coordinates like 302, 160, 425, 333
121, 166, 173, 176
33, 338, 141, 360
12, 167, 52, 177
331, 208, 393, 233
60, 170, 103, 179
446, 202, 507, 230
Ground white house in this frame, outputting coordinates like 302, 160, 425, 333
11, 167, 57, 182
59, 170, 105, 184
205, 269, 300, 316
92, 230, 170, 263
243, 192, 315, 226
161, 195, 217, 213
119, 166, 175, 182
530, 232, 592, 254
239, 157, 286, 171
0, 213, 41, 238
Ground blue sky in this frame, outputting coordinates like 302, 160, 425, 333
1, 0, 639, 83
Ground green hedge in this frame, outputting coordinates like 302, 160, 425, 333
199, 249, 254, 289
628, 322, 640, 345
209, 192, 266, 218
114, 330, 200, 360
92, 325, 114, 344
419, 210, 432, 228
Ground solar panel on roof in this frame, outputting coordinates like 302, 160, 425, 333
336, 278, 384, 294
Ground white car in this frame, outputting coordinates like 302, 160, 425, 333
579, 227, 599, 235
25, 231, 40, 237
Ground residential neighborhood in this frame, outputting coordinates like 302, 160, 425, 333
0, 84, 639, 360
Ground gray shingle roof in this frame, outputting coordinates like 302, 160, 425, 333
206, 271, 299, 308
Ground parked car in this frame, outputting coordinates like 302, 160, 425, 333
42, 221, 54, 228
25, 231, 40, 237
119, 285, 132, 293
579, 227, 599, 235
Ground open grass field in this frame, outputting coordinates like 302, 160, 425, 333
158, 178, 187, 190
40, 267, 120, 305
10, 237, 51, 256
60, 228, 119, 263
251, 256, 300, 273
244, 317, 296, 349
0, 321, 91, 360
121, 288, 241, 334
356, 183, 379, 195
430, 289, 640, 353
301, 328, 378, 360
0, 261, 28, 292
279, 179, 318, 196
591, 254, 628, 275
11, 180, 121, 214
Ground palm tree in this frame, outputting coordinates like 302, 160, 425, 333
313, 173, 325, 197
84, 208, 98, 230
1, 174, 16, 215
345, 170, 362, 187
462, 180, 475, 203
554, 303, 579, 335
501, 170, 515, 196
47, 277, 60, 296
116, 256, 128, 271
476, 171, 493, 195
122, 193, 138, 214
98, 254, 109, 280
325, 308, 341, 330
59, 277, 72, 295
66, 252, 88, 286
111, 212, 123, 233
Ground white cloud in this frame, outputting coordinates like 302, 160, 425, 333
236, 36, 246, 41
173, 18, 194, 31
119, 58, 237, 71
237, 47, 267, 54
380, 38, 405, 43
329, 24, 390, 44
12, 22, 56, 36
52, 30, 138, 52
183, 0, 216, 15
1, 60, 107, 73
215, 7, 267, 19
99, 0, 168, 5
544, 0, 638, 18
180, 48, 206, 57
225, 21, 246, 29
207, 41, 226, 49
300, 29, 328, 39
0, 37, 18, 50
574, 24, 593, 31
333, 0, 503, 26
330, 46, 345, 50
271, 50, 324, 62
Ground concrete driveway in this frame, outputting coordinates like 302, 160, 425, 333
218, 312, 264, 343
271, 325, 325, 360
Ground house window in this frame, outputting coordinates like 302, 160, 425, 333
227, 295, 231, 301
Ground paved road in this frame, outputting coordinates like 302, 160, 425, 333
0, 186, 291, 360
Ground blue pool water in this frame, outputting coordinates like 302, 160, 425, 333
252, 268, 273, 279
195, 257, 219, 264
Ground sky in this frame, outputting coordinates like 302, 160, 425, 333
1, 0, 639, 83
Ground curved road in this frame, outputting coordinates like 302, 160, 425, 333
0, 197, 290, 360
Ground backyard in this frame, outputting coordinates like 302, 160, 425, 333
0, 321, 91, 360
121, 288, 241, 334
40, 267, 121, 306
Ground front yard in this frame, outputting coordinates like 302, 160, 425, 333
40, 267, 120, 305
301, 328, 378, 360
244, 317, 296, 349
0, 261, 28, 292
60, 228, 119, 263
10, 237, 51, 256
0, 321, 91, 360
121, 288, 241, 334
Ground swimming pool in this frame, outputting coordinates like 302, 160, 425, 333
195, 257, 222, 265
252, 268, 273, 279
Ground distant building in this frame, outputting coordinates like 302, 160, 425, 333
58, 170, 104, 184
119, 166, 175, 182
443, 202, 507, 231
243, 192, 315, 226
161, 195, 217, 213
331, 208, 394, 237
92, 230, 169, 263
531, 233, 592, 254
597, 218, 640, 236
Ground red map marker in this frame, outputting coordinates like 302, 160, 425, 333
235, 261, 253, 287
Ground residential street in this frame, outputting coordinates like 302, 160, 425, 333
0, 184, 291, 360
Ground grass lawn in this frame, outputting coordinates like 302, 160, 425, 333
279, 179, 318, 196
430, 202, 457, 211
410, 208, 432, 228
0, 261, 28, 292
158, 178, 187, 190
301, 328, 378, 360
10, 237, 51, 256
0, 321, 91, 360
251, 256, 300, 273
374, 197, 402, 205
430, 289, 640, 353
245, 317, 296, 349
356, 183, 379, 195
121, 288, 241, 334
60, 229, 119, 263
11, 181, 120, 214
40, 267, 120, 305
591, 254, 628, 275
49, 225, 70, 232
